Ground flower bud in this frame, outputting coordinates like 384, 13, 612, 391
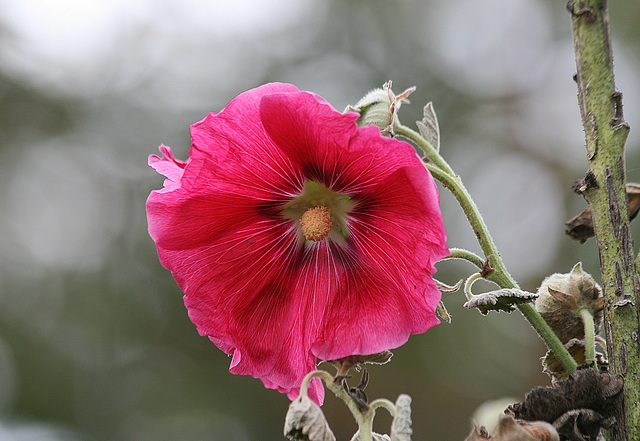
534, 262, 603, 343
346, 81, 415, 135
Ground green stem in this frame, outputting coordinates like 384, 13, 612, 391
421, 161, 516, 289
394, 124, 455, 176
398, 132, 578, 373
301, 370, 365, 426
442, 247, 485, 270
464, 273, 483, 300
578, 308, 597, 366
519, 302, 577, 372
357, 399, 397, 441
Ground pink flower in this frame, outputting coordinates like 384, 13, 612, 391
146, 83, 449, 403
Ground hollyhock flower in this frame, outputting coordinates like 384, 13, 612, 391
146, 83, 449, 403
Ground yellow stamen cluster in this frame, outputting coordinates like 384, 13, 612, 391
300, 206, 332, 242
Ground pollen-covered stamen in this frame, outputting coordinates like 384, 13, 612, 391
300, 206, 332, 241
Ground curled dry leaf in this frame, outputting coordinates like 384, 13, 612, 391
463, 289, 538, 315
390, 395, 413, 441
284, 394, 336, 441
435, 278, 463, 293
436, 301, 452, 323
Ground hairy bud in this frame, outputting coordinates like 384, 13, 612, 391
534, 262, 603, 343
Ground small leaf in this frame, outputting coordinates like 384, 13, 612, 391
463, 289, 537, 315
390, 395, 413, 441
284, 394, 336, 441
416, 102, 440, 152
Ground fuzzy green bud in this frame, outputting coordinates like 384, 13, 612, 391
346, 81, 415, 135
534, 262, 603, 344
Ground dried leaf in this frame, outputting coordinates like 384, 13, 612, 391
416, 102, 440, 152
390, 395, 413, 441
435, 278, 463, 293
508, 366, 623, 424
566, 182, 640, 242
542, 339, 607, 379
564, 208, 594, 243
436, 301, 452, 323
334, 351, 394, 368
464, 289, 537, 315
552, 409, 607, 441
284, 394, 336, 441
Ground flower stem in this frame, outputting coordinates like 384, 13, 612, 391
442, 248, 485, 270
357, 399, 397, 441
396, 125, 577, 374
301, 370, 365, 426
464, 273, 483, 300
394, 124, 455, 176
578, 308, 597, 366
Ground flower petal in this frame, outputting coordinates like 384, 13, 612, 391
148, 145, 187, 193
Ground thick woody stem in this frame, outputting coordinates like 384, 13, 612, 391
568, 1, 639, 439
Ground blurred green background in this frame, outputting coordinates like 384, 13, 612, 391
1, 0, 639, 440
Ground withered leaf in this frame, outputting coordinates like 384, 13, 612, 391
436, 301, 452, 323
508, 366, 623, 424
463, 289, 537, 315
565, 209, 594, 243
542, 338, 607, 379
552, 409, 608, 441
390, 395, 413, 441
566, 182, 640, 242
284, 394, 336, 441
335, 351, 394, 367
435, 278, 463, 293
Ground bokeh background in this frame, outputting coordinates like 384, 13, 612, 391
1, 0, 639, 440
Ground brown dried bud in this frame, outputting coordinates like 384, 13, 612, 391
534, 262, 603, 343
